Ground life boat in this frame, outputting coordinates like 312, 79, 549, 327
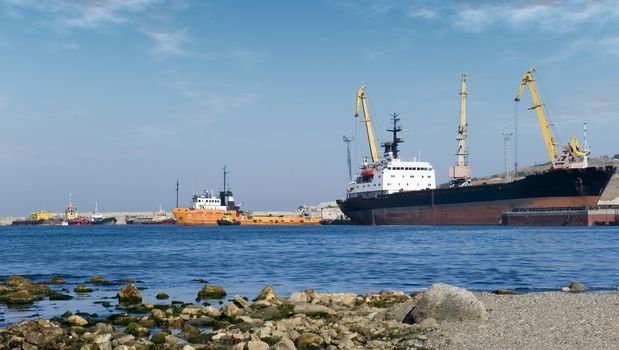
361, 168, 375, 178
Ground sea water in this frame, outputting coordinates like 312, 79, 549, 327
1, 225, 619, 326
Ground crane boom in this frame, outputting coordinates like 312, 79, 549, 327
449, 74, 472, 184
514, 67, 558, 162
355, 85, 379, 163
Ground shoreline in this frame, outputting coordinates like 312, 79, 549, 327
2, 276, 619, 349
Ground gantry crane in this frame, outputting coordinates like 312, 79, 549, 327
355, 85, 380, 163
515, 68, 588, 169
449, 74, 472, 185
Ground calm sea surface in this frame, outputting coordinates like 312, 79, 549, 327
1, 225, 619, 325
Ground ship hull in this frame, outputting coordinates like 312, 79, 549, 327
173, 208, 229, 226
337, 166, 615, 225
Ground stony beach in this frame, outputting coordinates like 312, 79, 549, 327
1, 275, 618, 350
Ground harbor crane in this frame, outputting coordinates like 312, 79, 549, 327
355, 85, 380, 163
515, 68, 589, 169
449, 74, 472, 186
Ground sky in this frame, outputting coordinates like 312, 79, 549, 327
1, 0, 618, 215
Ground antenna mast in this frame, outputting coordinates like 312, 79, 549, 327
175, 179, 179, 208
223, 166, 228, 193
502, 132, 513, 183
343, 136, 354, 182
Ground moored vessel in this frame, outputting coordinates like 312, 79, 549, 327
337, 72, 616, 226
126, 206, 175, 225
174, 168, 321, 226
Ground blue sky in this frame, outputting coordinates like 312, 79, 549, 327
1, 0, 618, 215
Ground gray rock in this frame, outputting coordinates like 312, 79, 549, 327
383, 298, 418, 323
247, 339, 270, 350
411, 283, 487, 323
254, 284, 277, 302
222, 302, 243, 318
273, 337, 297, 350
293, 303, 336, 317
288, 291, 310, 304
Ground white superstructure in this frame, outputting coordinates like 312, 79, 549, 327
191, 191, 227, 210
346, 114, 436, 199
347, 155, 436, 199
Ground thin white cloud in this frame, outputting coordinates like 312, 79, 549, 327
451, 1, 619, 33
46, 41, 80, 53
141, 28, 187, 57
166, 77, 260, 116
2, 0, 192, 58
4, 0, 161, 29
407, 7, 438, 20
227, 47, 263, 70
326, 0, 400, 16
598, 36, 619, 58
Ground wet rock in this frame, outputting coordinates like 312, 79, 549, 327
5, 290, 36, 304
293, 303, 336, 317
151, 331, 168, 344
117, 284, 142, 304
254, 284, 277, 302
67, 315, 88, 326
48, 292, 72, 300
493, 289, 515, 295
6, 275, 33, 287
198, 284, 226, 299
87, 275, 109, 284
566, 281, 587, 292
74, 285, 93, 293
186, 316, 216, 328
125, 322, 150, 338
41, 275, 65, 284
151, 308, 166, 320
156, 292, 169, 300
412, 283, 488, 323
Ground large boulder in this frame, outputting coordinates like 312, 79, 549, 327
411, 284, 487, 323
383, 297, 418, 323
117, 284, 142, 304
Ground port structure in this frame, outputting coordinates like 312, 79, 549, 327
355, 85, 380, 164
449, 74, 472, 186
515, 68, 589, 169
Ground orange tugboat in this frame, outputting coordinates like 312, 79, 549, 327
173, 167, 320, 226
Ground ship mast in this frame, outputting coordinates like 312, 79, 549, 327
449, 74, 472, 185
343, 136, 354, 182
383, 113, 403, 159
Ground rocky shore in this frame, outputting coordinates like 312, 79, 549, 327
1, 275, 618, 349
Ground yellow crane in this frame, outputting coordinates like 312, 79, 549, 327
449, 74, 472, 184
515, 68, 588, 169
355, 85, 380, 163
